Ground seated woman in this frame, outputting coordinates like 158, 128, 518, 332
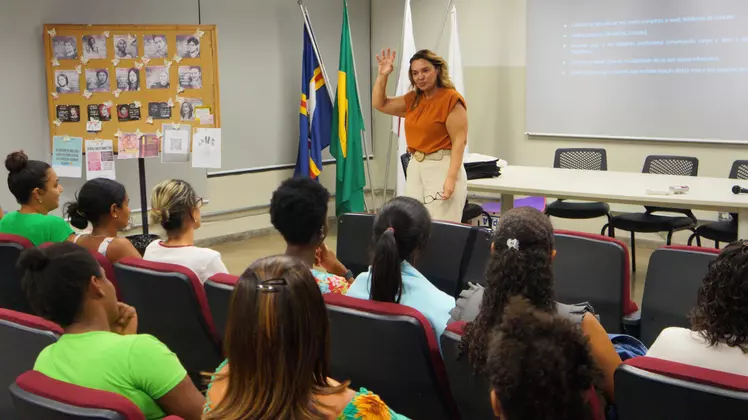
346, 196, 455, 340
64, 178, 141, 263
21, 243, 203, 420
0, 151, 73, 245
487, 297, 604, 420
203, 255, 408, 419
144, 179, 228, 283
270, 178, 353, 294
647, 241, 748, 375
454, 207, 621, 401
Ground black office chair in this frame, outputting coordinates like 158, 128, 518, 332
545, 149, 612, 230
336, 212, 375, 277
605, 155, 700, 271
688, 160, 748, 248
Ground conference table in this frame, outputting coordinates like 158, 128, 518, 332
467, 165, 748, 240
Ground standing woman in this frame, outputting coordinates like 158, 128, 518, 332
372, 49, 468, 222
0, 151, 73, 245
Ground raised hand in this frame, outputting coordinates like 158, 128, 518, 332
376, 48, 396, 76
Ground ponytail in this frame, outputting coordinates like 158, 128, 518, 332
370, 229, 403, 303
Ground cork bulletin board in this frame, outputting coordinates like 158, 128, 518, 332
43, 24, 220, 153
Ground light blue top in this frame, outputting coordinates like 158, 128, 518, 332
346, 261, 455, 340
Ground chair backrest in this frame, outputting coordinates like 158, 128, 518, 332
460, 227, 493, 287
554, 148, 607, 171
10, 370, 145, 420
615, 357, 748, 420
113, 258, 222, 384
553, 231, 637, 333
0, 309, 61, 418
324, 294, 458, 420
205, 273, 238, 342
440, 321, 494, 419
729, 160, 748, 180
639, 246, 719, 347
0, 234, 34, 314
643, 155, 699, 176
336, 213, 375, 277
417, 221, 474, 297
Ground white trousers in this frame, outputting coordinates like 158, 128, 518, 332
404, 154, 468, 223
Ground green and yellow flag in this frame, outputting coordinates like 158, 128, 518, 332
330, 0, 366, 215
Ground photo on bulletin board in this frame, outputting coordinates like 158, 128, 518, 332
88, 103, 112, 122
82, 35, 107, 59
55, 70, 80, 94
180, 99, 203, 122
116, 67, 141, 91
57, 105, 81, 123
146, 66, 170, 89
143, 35, 168, 58
45, 24, 221, 153
178, 66, 202, 89
148, 102, 172, 119
176, 35, 200, 58
53, 36, 78, 60
86, 69, 110, 92
113, 35, 138, 59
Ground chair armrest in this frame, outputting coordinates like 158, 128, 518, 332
622, 310, 641, 338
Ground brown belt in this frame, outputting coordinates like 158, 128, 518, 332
412, 149, 451, 162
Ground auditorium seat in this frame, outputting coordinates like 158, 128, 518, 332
336, 212, 374, 277
636, 246, 719, 347
418, 220, 474, 297
553, 230, 637, 333
0, 234, 35, 314
114, 258, 222, 386
10, 370, 179, 419
324, 294, 459, 420
440, 321, 494, 419
0, 309, 61, 418
615, 357, 748, 420
205, 273, 238, 340
460, 226, 493, 287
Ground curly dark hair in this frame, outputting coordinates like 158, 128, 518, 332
488, 297, 602, 420
463, 207, 556, 371
270, 178, 330, 246
690, 241, 748, 352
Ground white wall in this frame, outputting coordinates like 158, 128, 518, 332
371, 0, 748, 243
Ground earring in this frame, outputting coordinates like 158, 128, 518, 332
113, 215, 118, 219
37, 199, 43, 204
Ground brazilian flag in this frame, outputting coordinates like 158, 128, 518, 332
330, 0, 366, 215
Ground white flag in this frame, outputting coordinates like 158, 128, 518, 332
448, 4, 468, 155
393, 0, 417, 196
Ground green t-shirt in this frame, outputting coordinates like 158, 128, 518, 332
34, 331, 187, 420
0, 211, 73, 246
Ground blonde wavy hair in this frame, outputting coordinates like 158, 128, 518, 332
408, 49, 455, 109
149, 179, 200, 232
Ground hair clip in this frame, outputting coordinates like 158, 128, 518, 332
506, 238, 520, 251
256, 278, 288, 293
385, 227, 395, 234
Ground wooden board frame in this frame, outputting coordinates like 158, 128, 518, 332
44, 24, 221, 153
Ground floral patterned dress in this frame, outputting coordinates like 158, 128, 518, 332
311, 268, 350, 295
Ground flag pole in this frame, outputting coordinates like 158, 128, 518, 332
343, 0, 376, 212
381, 0, 410, 206
434, 0, 455, 51
298, 0, 335, 103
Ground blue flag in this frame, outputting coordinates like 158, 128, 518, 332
295, 25, 332, 179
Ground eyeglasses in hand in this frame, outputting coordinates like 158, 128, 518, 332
424, 192, 445, 204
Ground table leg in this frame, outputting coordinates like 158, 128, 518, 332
501, 194, 515, 214
739, 208, 748, 241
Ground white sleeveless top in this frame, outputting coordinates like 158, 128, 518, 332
73, 234, 115, 257
647, 327, 748, 376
